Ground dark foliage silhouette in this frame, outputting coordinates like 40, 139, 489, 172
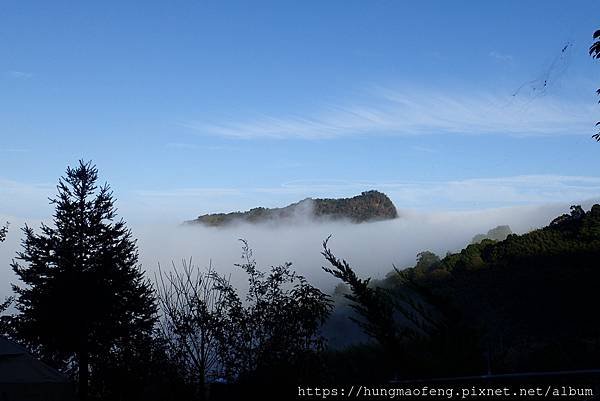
10, 160, 157, 400
590, 29, 600, 140
355, 204, 600, 377
321, 236, 456, 379
0, 222, 7, 243
322, 236, 403, 352
89, 334, 194, 401
213, 240, 333, 385
155, 259, 229, 400
155, 240, 332, 399
0, 222, 12, 334
220, 240, 331, 382
322, 204, 600, 380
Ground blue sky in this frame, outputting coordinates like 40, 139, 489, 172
2, 1, 600, 221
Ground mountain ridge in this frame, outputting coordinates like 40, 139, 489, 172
185, 190, 398, 227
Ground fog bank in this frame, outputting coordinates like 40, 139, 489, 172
135, 201, 579, 293
0, 201, 592, 301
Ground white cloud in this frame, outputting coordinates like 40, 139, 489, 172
165, 142, 245, 152
4, 174, 599, 223
184, 87, 594, 139
132, 203, 570, 294
6, 71, 33, 79
1, 202, 576, 300
2, 175, 598, 299
122, 175, 600, 222
266, 175, 600, 208
382, 175, 600, 208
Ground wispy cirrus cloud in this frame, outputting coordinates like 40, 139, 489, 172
134, 187, 242, 198
165, 142, 245, 152
184, 87, 594, 139
132, 175, 600, 204
6, 70, 33, 79
5, 174, 599, 222
383, 175, 600, 208
260, 175, 600, 207
126, 174, 600, 221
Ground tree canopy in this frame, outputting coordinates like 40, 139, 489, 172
10, 160, 156, 400
327, 204, 600, 379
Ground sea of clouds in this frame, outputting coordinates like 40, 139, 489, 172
1, 201, 589, 303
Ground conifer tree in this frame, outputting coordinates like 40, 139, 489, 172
11, 160, 156, 400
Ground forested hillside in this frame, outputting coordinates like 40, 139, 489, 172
186, 190, 398, 226
324, 205, 600, 380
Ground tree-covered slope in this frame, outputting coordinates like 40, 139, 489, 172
406, 205, 600, 279
323, 204, 600, 380
186, 190, 398, 227
380, 204, 600, 372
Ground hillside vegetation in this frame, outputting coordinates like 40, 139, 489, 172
186, 190, 398, 227
323, 204, 600, 380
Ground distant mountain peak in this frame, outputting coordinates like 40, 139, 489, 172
185, 190, 398, 227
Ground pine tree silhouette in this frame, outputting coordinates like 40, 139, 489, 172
11, 160, 156, 400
